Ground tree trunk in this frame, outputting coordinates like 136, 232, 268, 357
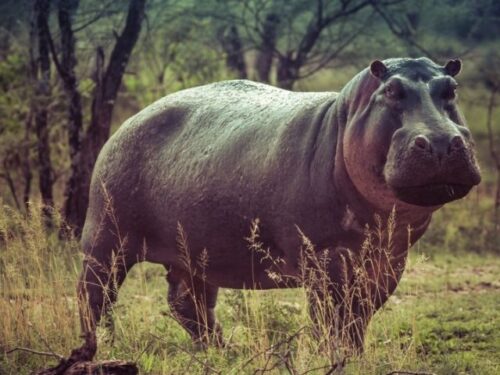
58, 0, 83, 160
217, 24, 247, 79
56, 0, 85, 233
485, 88, 499, 231
276, 54, 298, 90
63, 0, 146, 235
1, 159, 21, 210
22, 110, 33, 212
255, 13, 279, 83
34, 0, 54, 220
24, 10, 38, 213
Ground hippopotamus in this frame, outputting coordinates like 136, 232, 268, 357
67, 57, 481, 364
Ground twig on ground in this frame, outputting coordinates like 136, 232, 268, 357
300, 362, 343, 375
386, 371, 436, 375
133, 340, 155, 363
239, 326, 307, 372
6, 347, 64, 361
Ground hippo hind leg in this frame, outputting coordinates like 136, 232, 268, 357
165, 265, 223, 346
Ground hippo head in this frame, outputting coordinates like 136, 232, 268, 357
342, 57, 481, 210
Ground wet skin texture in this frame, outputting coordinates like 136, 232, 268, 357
66, 57, 481, 366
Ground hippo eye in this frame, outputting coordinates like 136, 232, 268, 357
440, 80, 458, 101
442, 86, 457, 101
384, 82, 405, 100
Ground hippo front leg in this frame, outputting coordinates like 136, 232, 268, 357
316, 250, 407, 355
165, 266, 223, 347
306, 280, 372, 356
75, 256, 133, 357
301, 248, 375, 356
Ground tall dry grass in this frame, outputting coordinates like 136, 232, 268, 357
0, 203, 81, 373
1, 199, 489, 374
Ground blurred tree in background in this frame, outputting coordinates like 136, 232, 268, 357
0, 0, 498, 241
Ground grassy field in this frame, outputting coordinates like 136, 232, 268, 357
0, 195, 499, 375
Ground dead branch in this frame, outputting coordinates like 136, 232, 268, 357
0, 163, 21, 210
6, 346, 64, 361
63, 360, 138, 375
370, 0, 436, 60
35, 360, 138, 375
386, 371, 436, 375
299, 362, 344, 375
239, 326, 307, 372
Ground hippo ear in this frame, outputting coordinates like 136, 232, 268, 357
370, 60, 388, 80
444, 59, 462, 77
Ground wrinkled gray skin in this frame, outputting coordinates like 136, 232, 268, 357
69, 57, 481, 365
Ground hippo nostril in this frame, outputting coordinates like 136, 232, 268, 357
414, 135, 429, 150
449, 135, 465, 153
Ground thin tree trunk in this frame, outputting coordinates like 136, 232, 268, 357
22, 110, 33, 212
276, 54, 299, 90
58, 0, 83, 160
495, 173, 500, 232
255, 13, 279, 83
1, 163, 21, 210
54, 0, 85, 232
64, 0, 146, 235
87, 0, 146, 160
34, 0, 54, 220
24, 12, 37, 213
217, 24, 247, 79
63, 47, 103, 236
486, 88, 499, 230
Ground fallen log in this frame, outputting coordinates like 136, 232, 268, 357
34, 360, 138, 375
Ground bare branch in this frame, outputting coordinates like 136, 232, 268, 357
1, 159, 21, 210
386, 371, 436, 375
73, 1, 117, 33
370, 0, 436, 59
6, 347, 64, 361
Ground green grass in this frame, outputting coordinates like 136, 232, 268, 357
0, 199, 499, 375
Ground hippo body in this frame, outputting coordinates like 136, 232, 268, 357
73, 57, 481, 363
84, 83, 343, 289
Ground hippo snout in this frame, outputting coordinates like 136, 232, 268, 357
383, 130, 481, 207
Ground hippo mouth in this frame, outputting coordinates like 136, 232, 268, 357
392, 183, 474, 206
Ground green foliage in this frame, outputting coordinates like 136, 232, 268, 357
121, 8, 231, 111
0, 52, 30, 136
0, 51, 33, 208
